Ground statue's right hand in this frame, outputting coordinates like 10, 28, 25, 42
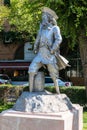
34, 50, 37, 54
33, 49, 37, 54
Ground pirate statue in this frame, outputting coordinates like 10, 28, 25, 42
28, 7, 69, 94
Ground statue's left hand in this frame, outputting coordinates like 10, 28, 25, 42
50, 49, 54, 54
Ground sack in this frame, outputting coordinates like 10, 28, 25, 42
56, 54, 70, 70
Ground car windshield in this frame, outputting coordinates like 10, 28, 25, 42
45, 77, 53, 83
0, 76, 9, 80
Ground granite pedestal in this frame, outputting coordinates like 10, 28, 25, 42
0, 104, 83, 130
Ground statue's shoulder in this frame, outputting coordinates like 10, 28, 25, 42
52, 25, 60, 32
52, 25, 59, 29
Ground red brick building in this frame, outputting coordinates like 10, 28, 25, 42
0, 35, 36, 77
0, 0, 36, 78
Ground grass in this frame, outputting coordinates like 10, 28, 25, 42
83, 111, 87, 130
0, 103, 14, 113
0, 83, 15, 87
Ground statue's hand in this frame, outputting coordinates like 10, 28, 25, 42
34, 50, 37, 54
33, 49, 37, 54
50, 49, 54, 54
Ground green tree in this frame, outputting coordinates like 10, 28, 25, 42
0, 0, 43, 41
0, 2, 10, 30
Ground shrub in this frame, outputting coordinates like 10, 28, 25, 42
0, 84, 23, 104
0, 85, 86, 106
0, 86, 10, 104
45, 86, 86, 105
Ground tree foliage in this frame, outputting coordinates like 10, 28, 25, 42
9, 0, 42, 34
0, 0, 87, 45
43, 0, 87, 48
0, 4, 10, 30
0, 0, 43, 40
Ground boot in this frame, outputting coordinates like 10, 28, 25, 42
51, 77, 60, 94
29, 72, 36, 92
54, 79, 60, 94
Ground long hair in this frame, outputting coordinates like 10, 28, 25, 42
47, 13, 57, 25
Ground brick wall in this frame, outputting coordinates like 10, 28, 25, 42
0, 40, 20, 60
70, 77, 84, 86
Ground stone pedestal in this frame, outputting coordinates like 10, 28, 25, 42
0, 92, 83, 130
34, 72, 45, 92
0, 105, 83, 130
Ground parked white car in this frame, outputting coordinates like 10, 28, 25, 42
45, 77, 72, 87
0, 74, 11, 84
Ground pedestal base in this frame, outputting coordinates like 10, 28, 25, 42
0, 105, 83, 130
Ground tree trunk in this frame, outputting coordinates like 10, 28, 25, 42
79, 30, 87, 99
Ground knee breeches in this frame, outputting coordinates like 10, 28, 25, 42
28, 62, 59, 78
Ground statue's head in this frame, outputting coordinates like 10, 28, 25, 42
42, 7, 58, 20
41, 7, 58, 26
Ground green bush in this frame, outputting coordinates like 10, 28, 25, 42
0, 84, 23, 104
0, 85, 86, 106
0, 103, 14, 113
0, 86, 10, 104
45, 86, 86, 105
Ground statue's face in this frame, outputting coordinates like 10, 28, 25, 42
42, 12, 49, 26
